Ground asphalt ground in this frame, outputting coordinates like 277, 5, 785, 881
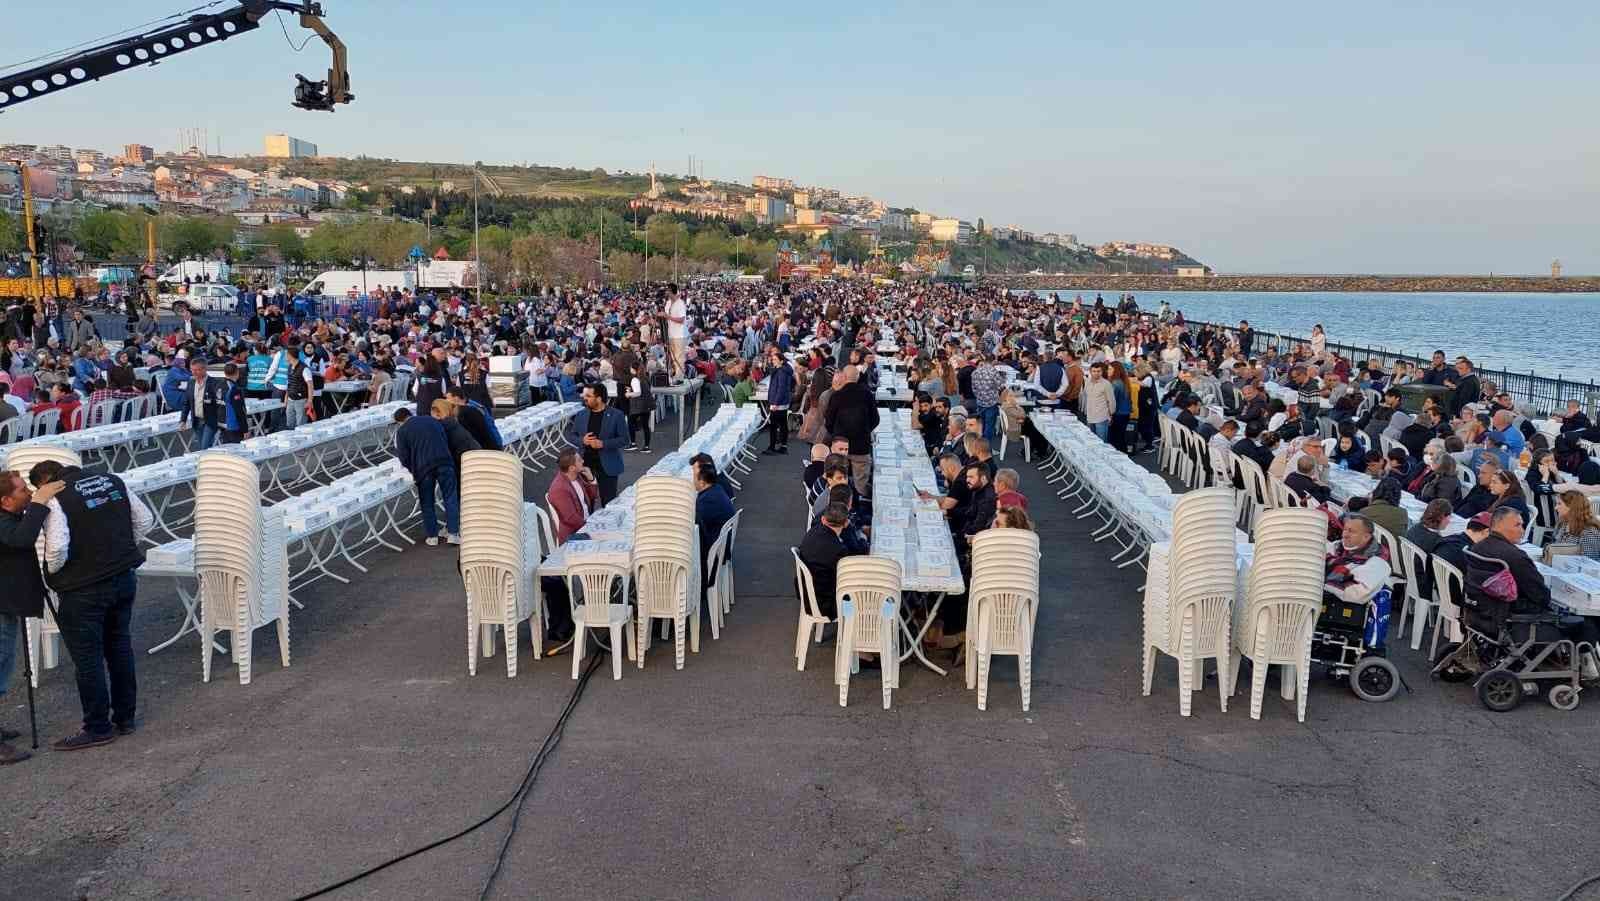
4, 410, 1600, 901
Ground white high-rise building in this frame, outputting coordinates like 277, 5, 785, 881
264, 135, 317, 158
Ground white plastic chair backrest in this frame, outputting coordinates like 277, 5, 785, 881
1371, 524, 1402, 581
567, 562, 627, 625
1398, 537, 1431, 604
195, 453, 270, 624
30, 408, 60, 438
1247, 508, 1329, 607
1457, 465, 1476, 491
1, 445, 80, 479
634, 553, 690, 616
792, 547, 826, 619
1430, 556, 1464, 623
0, 418, 17, 445
529, 504, 557, 559
836, 556, 902, 648
460, 450, 526, 565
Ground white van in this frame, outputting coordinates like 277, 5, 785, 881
159, 282, 241, 313
159, 260, 231, 284
304, 269, 417, 298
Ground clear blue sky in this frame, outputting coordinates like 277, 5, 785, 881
3, 0, 1597, 274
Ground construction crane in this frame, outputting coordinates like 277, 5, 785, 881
0, 1, 352, 114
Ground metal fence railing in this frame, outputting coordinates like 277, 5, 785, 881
1179, 316, 1600, 417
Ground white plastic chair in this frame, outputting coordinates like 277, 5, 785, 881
1397, 537, 1432, 651
968, 529, 1042, 711
1429, 556, 1466, 660
1230, 508, 1327, 721
834, 556, 902, 710
633, 551, 699, 669
791, 547, 833, 671
1142, 487, 1238, 716
194, 454, 291, 685
460, 451, 543, 677
567, 561, 635, 681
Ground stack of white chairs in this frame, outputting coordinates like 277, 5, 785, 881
833, 556, 903, 710
194, 453, 291, 685
15, 446, 81, 687
459, 450, 544, 677
1142, 487, 1239, 716
631, 475, 702, 669
1230, 507, 1328, 721
966, 529, 1043, 711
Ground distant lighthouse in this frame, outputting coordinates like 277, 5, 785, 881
1552, 259, 1563, 278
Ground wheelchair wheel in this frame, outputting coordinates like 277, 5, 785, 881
1548, 685, 1580, 711
1350, 656, 1400, 702
1432, 643, 1473, 684
1477, 669, 1523, 712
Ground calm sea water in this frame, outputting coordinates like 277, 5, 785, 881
1036, 290, 1600, 384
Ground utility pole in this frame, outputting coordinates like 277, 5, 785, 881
20, 164, 44, 315
473, 165, 481, 306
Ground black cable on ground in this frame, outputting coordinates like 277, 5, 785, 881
290, 652, 604, 901
1558, 871, 1600, 901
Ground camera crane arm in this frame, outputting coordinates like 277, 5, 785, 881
0, 1, 352, 114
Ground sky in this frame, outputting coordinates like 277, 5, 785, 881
2, 0, 1597, 274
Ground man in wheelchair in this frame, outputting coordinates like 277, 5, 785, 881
1322, 514, 1393, 652
1437, 508, 1599, 707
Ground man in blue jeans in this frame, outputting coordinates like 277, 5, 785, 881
393, 407, 461, 546
970, 353, 1006, 444
178, 356, 228, 450
29, 460, 154, 752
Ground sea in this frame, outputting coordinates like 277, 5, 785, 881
1032, 290, 1600, 384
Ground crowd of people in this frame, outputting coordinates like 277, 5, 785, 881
3, 277, 1599, 763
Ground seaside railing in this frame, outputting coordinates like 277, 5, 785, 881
1180, 317, 1599, 417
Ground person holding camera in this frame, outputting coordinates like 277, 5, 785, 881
0, 471, 66, 764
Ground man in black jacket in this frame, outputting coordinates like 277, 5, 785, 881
0, 471, 65, 764
1233, 421, 1276, 473
1443, 357, 1481, 417
1453, 457, 1501, 517
797, 503, 864, 618
1285, 455, 1332, 503
1398, 409, 1439, 462
30, 460, 154, 752
823, 366, 879, 495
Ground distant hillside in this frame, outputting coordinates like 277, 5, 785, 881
950, 238, 1203, 275
220, 155, 686, 200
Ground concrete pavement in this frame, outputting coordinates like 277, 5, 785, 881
4, 412, 1599, 901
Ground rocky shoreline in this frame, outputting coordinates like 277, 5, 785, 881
989, 273, 1600, 293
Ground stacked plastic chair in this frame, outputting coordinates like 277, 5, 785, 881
13, 446, 81, 687
833, 556, 903, 710
631, 475, 702, 669
194, 453, 291, 685
458, 450, 544, 678
966, 529, 1042, 711
1230, 507, 1328, 721
1141, 487, 1239, 716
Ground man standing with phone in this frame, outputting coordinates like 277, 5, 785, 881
564, 384, 629, 506
664, 284, 688, 381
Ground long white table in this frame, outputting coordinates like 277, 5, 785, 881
869, 408, 966, 676
653, 377, 706, 446
538, 404, 761, 578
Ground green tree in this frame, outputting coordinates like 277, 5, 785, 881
0, 210, 22, 255
74, 210, 128, 260
260, 224, 307, 263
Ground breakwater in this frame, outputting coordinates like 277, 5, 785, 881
991, 274, 1600, 293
